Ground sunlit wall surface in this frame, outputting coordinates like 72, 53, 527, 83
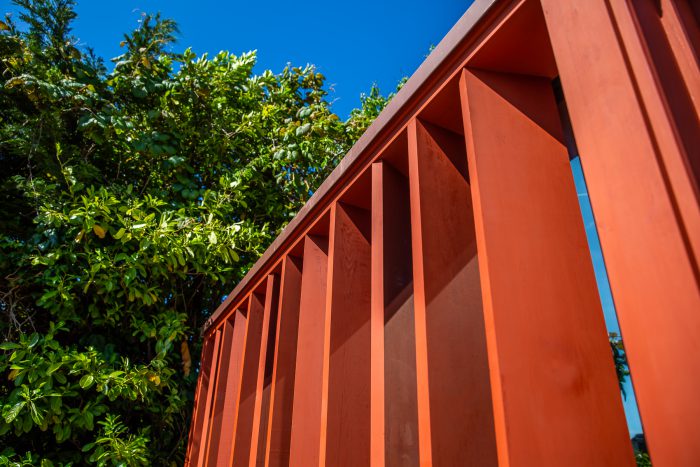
187, 1, 700, 466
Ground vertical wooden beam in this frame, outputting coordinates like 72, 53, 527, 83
661, 0, 700, 116
325, 202, 372, 467
372, 161, 419, 467
541, 3, 700, 465
459, 68, 634, 466
621, 0, 700, 181
249, 275, 280, 467
185, 335, 215, 466
407, 117, 497, 467
371, 163, 386, 467
254, 376, 272, 467
232, 293, 267, 467
206, 310, 248, 466
289, 235, 329, 467
264, 256, 303, 467
195, 330, 222, 467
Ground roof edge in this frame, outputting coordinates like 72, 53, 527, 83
203, 0, 499, 333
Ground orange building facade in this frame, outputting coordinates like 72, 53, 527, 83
185, 0, 700, 465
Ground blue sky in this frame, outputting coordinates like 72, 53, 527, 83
1, 0, 471, 118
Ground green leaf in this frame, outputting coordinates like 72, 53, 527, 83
49, 396, 61, 412
22, 414, 32, 432
29, 403, 43, 425
208, 231, 217, 244
113, 227, 126, 239
28, 333, 40, 348
3, 402, 25, 423
79, 375, 94, 389
47, 362, 62, 375
0, 342, 21, 350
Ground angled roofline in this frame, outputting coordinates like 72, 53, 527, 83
203, 0, 500, 332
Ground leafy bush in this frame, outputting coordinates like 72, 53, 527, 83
0, 1, 391, 464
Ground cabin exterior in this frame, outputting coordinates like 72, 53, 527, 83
186, 1, 700, 465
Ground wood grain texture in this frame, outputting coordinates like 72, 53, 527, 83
542, 2, 700, 464
207, 311, 248, 466
408, 118, 497, 467
460, 67, 634, 467
324, 202, 372, 467
265, 257, 303, 467
232, 293, 268, 467
289, 236, 329, 467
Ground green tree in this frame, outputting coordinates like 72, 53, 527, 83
609, 331, 630, 399
0, 1, 392, 464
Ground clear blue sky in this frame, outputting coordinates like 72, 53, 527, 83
1, 0, 472, 118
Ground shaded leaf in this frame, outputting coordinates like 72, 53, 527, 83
93, 225, 106, 239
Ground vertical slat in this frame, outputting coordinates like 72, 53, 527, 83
625, 0, 700, 180
249, 275, 280, 467
207, 310, 248, 466
407, 118, 497, 467
372, 161, 419, 467
407, 135, 433, 466
599, 0, 700, 256
459, 67, 634, 466
255, 377, 272, 466
232, 293, 267, 467
204, 324, 233, 465
203, 331, 226, 466
185, 336, 214, 466
195, 330, 222, 467
660, 0, 700, 114
325, 202, 372, 467
370, 163, 386, 467
289, 235, 329, 467
541, 3, 700, 466
265, 256, 303, 467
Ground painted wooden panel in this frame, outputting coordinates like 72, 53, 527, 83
194, 330, 222, 467
249, 275, 280, 467
232, 293, 268, 467
289, 236, 329, 467
207, 310, 248, 466
459, 67, 634, 466
324, 202, 372, 467
185, 335, 216, 466
407, 118, 497, 467
265, 256, 303, 467
371, 161, 419, 467
541, 2, 700, 465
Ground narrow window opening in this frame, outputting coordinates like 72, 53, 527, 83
553, 78, 651, 466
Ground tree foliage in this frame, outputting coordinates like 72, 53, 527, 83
609, 332, 630, 399
0, 1, 390, 464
